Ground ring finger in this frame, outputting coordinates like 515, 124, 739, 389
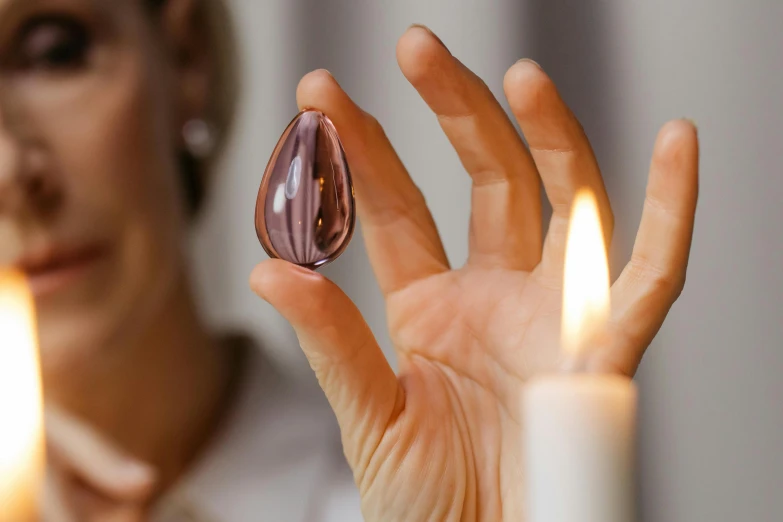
504, 60, 614, 285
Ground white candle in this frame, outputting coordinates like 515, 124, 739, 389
0, 271, 45, 522
524, 190, 637, 522
525, 375, 636, 522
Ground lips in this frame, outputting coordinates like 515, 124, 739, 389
14, 242, 107, 298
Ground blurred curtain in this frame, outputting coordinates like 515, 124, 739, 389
191, 1, 783, 521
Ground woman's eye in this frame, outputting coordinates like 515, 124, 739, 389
12, 17, 91, 71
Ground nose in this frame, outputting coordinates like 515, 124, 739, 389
0, 92, 61, 216
0, 110, 24, 211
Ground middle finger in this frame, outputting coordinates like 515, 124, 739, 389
397, 26, 543, 271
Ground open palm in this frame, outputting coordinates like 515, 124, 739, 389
251, 26, 699, 522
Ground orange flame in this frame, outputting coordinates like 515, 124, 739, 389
562, 190, 611, 357
0, 271, 44, 519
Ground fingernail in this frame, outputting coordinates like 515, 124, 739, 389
313, 68, 333, 78
516, 58, 541, 69
683, 117, 698, 130
408, 23, 450, 53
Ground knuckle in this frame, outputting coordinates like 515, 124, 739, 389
362, 112, 385, 137
629, 254, 685, 299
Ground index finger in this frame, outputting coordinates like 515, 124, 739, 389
296, 70, 450, 297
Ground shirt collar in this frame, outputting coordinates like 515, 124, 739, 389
151, 341, 344, 522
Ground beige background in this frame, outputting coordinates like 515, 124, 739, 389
190, 1, 783, 520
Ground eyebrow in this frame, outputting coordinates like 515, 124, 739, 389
0, 0, 108, 47
0, 0, 53, 23
0, 0, 37, 48
0, 0, 106, 25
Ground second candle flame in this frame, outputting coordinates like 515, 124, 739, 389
0, 271, 45, 520
562, 189, 611, 357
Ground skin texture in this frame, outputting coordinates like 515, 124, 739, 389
250, 27, 699, 521
0, 0, 231, 519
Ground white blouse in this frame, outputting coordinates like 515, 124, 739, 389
150, 341, 363, 522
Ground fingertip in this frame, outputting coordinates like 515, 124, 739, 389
296, 69, 341, 112
405, 24, 449, 52
250, 260, 369, 361
248, 261, 271, 298
248, 259, 278, 296
653, 119, 700, 174
658, 118, 698, 147
397, 24, 450, 85
249, 259, 324, 300
504, 59, 554, 118
294, 69, 377, 156
504, 58, 544, 85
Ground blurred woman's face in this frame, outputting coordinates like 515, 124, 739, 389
0, 0, 190, 376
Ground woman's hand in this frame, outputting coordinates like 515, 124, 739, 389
250, 26, 698, 521
43, 407, 157, 522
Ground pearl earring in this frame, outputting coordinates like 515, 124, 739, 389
183, 119, 216, 159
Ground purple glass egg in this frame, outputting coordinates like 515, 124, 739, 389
255, 110, 356, 269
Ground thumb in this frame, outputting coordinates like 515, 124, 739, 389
250, 259, 402, 471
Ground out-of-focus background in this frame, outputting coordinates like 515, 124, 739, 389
190, 1, 783, 520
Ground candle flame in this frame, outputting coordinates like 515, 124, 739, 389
0, 270, 44, 516
562, 190, 611, 357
